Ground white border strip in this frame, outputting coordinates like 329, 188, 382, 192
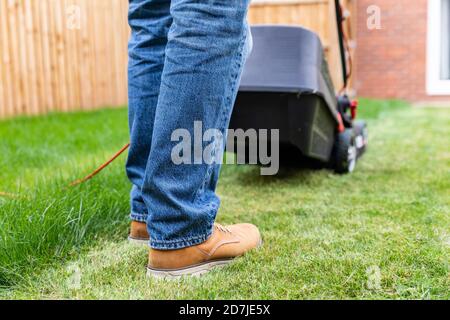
427, 0, 450, 95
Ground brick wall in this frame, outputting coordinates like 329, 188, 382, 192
355, 0, 450, 101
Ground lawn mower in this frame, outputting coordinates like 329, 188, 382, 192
229, 1, 368, 174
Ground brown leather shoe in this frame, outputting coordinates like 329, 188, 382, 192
128, 221, 150, 245
147, 223, 262, 278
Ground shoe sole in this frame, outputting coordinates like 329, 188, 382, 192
128, 236, 149, 246
147, 239, 264, 279
147, 259, 233, 279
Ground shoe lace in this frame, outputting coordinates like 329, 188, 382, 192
215, 223, 232, 234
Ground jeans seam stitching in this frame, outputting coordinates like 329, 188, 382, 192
193, 27, 248, 204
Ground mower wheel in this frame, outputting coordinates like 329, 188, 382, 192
333, 129, 357, 174
353, 120, 368, 157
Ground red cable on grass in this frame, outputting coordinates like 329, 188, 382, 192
68, 142, 130, 187
0, 142, 131, 198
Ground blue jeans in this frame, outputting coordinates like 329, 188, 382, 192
126, 0, 252, 250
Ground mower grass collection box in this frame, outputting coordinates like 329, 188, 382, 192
229, 26, 367, 173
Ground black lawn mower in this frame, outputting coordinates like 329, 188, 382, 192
229, 1, 368, 174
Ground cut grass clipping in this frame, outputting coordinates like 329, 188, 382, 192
0, 99, 449, 299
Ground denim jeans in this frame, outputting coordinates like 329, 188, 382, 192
126, 0, 252, 249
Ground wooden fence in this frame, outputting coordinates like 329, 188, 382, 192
0, 0, 355, 118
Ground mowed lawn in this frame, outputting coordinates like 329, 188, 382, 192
0, 99, 448, 299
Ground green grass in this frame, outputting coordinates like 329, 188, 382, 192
0, 99, 449, 299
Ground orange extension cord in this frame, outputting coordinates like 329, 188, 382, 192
0, 142, 130, 199
68, 142, 130, 187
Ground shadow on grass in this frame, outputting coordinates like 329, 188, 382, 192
231, 163, 323, 187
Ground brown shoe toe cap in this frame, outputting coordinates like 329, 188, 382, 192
228, 223, 262, 251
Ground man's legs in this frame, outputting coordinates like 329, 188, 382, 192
142, 0, 253, 250
126, 0, 171, 226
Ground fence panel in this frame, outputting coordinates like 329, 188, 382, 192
0, 0, 129, 118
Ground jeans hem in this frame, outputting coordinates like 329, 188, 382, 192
130, 212, 148, 223
149, 225, 214, 250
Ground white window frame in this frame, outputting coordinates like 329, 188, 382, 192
427, 0, 450, 95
